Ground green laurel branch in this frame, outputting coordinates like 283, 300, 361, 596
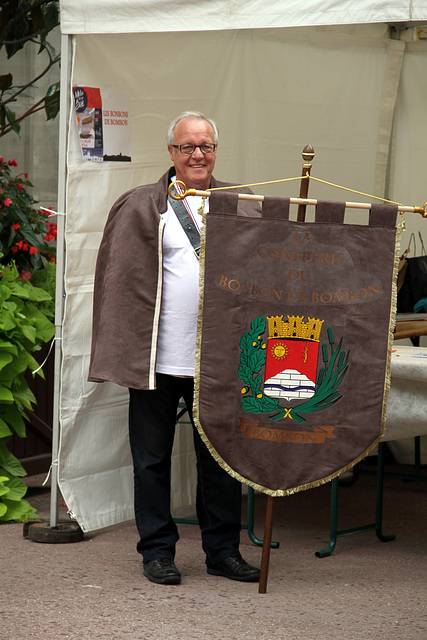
238, 316, 281, 414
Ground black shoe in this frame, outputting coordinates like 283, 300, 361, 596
143, 558, 181, 585
207, 556, 260, 582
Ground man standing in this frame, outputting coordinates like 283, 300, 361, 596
89, 111, 260, 585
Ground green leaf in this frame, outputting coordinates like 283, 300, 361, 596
250, 316, 266, 337
21, 324, 37, 343
0, 445, 26, 476
0, 472, 27, 501
0, 502, 7, 518
0, 352, 29, 383
0, 351, 13, 372
24, 305, 55, 342
1, 404, 27, 437
2, 300, 17, 311
45, 82, 60, 120
249, 349, 266, 373
11, 379, 36, 410
31, 6, 45, 32
11, 281, 51, 302
4, 105, 20, 134
240, 332, 251, 352
0, 484, 10, 498
43, 2, 60, 30
253, 373, 262, 395
0, 498, 36, 522
0, 418, 12, 438
0, 73, 13, 91
242, 397, 264, 413
0, 310, 16, 331
0, 385, 14, 403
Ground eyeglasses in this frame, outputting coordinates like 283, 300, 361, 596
171, 143, 217, 155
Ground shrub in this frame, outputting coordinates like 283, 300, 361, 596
0, 260, 55, 522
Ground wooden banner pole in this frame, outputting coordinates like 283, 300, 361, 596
258, 145, 315, 594
258, 495, 275, 594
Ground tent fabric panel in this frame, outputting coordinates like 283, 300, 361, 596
388, 40, 427, 251
59, 0, 423, 35
59, 27, 407, 532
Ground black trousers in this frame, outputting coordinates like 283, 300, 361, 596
129, 374, 242, 565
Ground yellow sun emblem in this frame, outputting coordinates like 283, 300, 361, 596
271, 343, 288, 360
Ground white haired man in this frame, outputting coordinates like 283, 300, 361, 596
89, 111, 260, 585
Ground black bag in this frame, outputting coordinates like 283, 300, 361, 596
397, 232, 427, 313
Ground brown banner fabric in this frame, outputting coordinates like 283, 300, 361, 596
194, 194, 401, 496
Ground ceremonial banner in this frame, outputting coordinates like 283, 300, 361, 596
194, 193, 401, 495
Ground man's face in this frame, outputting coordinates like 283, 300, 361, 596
168, 118, 217, 191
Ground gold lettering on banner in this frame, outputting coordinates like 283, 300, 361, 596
217, 274, 382, 305
257, 247, 344, 265
238, 418, 336, 443
218, 228, 382, 304
311, 283, 380, 304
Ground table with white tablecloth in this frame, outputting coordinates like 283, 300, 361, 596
383, 346, 427, 463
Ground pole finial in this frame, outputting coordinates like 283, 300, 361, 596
302, 144, 315, 164
298, 145, 315, 222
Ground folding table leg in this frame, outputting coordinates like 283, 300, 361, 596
315, 442, 395, 557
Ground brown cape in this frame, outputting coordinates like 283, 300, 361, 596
88, 168, 260, 389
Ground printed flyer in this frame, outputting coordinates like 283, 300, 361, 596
73, 86, 131, 162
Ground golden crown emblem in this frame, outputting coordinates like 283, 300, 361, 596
267, 315, 324, 342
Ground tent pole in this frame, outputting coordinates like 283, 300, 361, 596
27, 34, 83, 543
49, 33, 71, 529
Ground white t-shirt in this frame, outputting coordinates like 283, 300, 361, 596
155, 193, 208, 376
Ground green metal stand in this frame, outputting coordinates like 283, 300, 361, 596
360, 436, 427, 483
315, 442, 395, 557
174, 485, 280, 548
246, 487, 279, 548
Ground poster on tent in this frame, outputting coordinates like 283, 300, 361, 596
193, 193, 400, 496
73, 86, 131, 162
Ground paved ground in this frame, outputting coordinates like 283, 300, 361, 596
1, 460, 426, 640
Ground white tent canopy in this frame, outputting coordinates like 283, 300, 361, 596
55, 2, 427, 533
60, 0, 427, 34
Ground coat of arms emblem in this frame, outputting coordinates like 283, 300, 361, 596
238, 314, 349, 423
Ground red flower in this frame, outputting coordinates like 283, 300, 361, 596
17, 183, 23, 191
12, 223, 20, 230
4, 197, 12, 206
24, 173, 28, 179
15, 240, 23, 249
19, 270, 32, 280
0, 156, 4, 163
11, 246, 18, 253
44, 221, 57, 242
29, 246, 39, 255
8, 158, 18, 167
22, 243, 29, 251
